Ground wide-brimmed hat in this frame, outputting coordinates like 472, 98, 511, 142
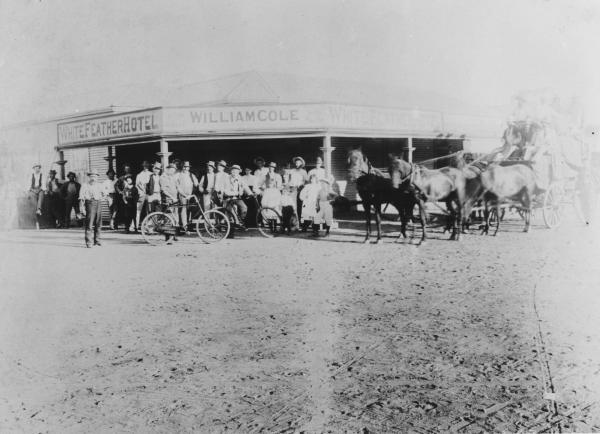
253, 156, 265, 165
124, 174, 133, 180
182, 161, 191, 168
293, 156, 305, 167
67, 171, 76, 178
230, 164, 241, 171
153, 162, 162, 170
217, 160, 227, 168
87, 169, 99, 176
268, 162, 277, 168
49, 169, 57, 175
206, 161, 216, 169
32, 163, 41, 169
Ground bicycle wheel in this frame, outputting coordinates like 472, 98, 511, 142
542, 182, 563, 229
257, 207, 282, 238
196, 209, 230, 243
141, 212, 176, 245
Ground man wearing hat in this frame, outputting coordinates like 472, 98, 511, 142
135, 161, 152, 231
287, 156, 308, 224
224, 164, 253, 228
61, 171, 81, 228
160, 163, 179, 233
260, 162, 283, 192
79, 169, 107, 247
145, 162, 163, 213
176, 161, 199, 232
28, 163, 45, 216
199, 161, 217, 210
103, 169, 117, 230
44, 169, 63, 228
253, 157, 269, 190
213, 160, 230, 205
307, 156, 334, 183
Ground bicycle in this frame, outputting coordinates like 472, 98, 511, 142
140, 194, 230, 245
215, 194, 284, 238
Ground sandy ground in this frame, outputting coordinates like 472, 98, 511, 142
0, 212, 599, 433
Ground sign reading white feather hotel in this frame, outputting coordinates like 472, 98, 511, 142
57, 109, 162, 146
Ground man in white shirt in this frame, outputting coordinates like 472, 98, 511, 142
287, 156, 308, 221
176, 161, 199, 232
214, 160, 230, 205
253, 157, 269, 191
28, 163, 45, 216
103, 169, 117, 229
135, 161, 152, 230
79, 169, 107, 248
224, 164, 253, 229
199, 161, 217, 210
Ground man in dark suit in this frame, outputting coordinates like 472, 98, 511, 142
61, 172, 81, 228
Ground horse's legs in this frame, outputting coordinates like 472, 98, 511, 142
493, 202, 502, 236
482, 200, 490, 235
374, 203, 382, 244
363, 203, 371, 243
394, 201, 407, 242
522, 189, 532, 233
417, 198, 427, 244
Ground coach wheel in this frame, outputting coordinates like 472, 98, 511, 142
257, 207, 282, 238
141, 212, 177, 245
542, 183, 563, 229
196, 209, 230, 243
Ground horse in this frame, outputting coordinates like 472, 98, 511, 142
479, 162, 539, 235
347, 148, 423, 244
389, 156, 466, 241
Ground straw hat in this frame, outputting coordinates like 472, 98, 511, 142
293, 156, 305, 167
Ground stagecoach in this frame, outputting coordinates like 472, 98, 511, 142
471, 121, 597, 232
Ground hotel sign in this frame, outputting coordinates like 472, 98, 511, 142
57, 109, 161, 146
162, 104, 443, 134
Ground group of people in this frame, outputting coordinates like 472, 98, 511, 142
29, 155, 337, 247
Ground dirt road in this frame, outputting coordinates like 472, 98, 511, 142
1, 214, 599, 432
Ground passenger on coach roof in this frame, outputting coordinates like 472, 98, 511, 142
199, 161, 216, 210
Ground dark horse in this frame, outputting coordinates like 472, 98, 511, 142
389, 155, 466, 241
347, 149, 425, 244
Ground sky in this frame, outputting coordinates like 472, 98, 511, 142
1, 0, 599, 126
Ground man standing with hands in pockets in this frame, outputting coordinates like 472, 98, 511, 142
79, 169, 106, 248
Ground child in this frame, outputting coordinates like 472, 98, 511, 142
280, 185, 298, 234
299, 174, 320, 232
122, 175, 139, 233
313, 178, 337, 237
260, 177, 282, 231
